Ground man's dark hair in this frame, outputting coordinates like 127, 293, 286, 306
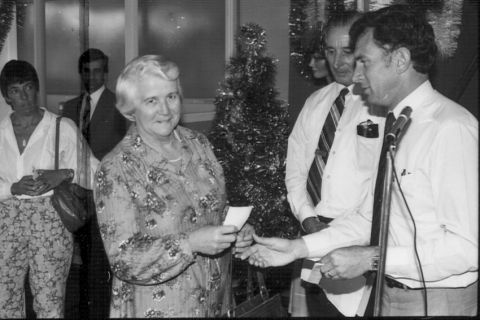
323, 10, 363, 48
0, 60, 39, 98
78, 48, 109, 73
349, 4, 437, 74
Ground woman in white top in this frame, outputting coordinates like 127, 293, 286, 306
0, 60, 97, 318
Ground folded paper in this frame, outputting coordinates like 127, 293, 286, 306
223, 206, 253, 229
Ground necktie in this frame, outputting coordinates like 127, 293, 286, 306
81, 94, 91, 141
307, 87, 349, 205
364, 111, 396, 316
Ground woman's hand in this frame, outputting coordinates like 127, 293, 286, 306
233, 223, 255, 254
11, 175, 50, 196
35, 169, 74, 192
188, 225, 238, 256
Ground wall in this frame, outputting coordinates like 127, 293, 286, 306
186, 0, 292, 134
239, 0, 290, 103
0, 1, 291, 132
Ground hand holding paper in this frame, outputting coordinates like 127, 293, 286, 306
223, 206, 253, 229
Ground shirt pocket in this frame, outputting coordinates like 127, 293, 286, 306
356, 135, 381, 173
396, 170, 434, 219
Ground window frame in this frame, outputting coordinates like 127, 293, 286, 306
27, 0, 238, 122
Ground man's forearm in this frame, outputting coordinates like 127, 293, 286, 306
292, 238, 310, 260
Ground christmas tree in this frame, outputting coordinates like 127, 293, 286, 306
209, 23, 299, 239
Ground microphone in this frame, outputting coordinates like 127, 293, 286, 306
386, 106, 412, 143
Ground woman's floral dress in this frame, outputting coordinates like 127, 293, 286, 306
94, 124, 230, 318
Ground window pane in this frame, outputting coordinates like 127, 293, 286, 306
17, 0, 82, 95
138, 0, 225, 99
16, 0, 124, 96
45, 0, 82, 95
88, 0, 125, 91
16, 1, 35, 67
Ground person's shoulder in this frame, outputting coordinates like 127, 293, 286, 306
55, 113, 79, 133
102, 125, 137, 159
307, 82, 338, 99
0, 112, 11, 129
98, 136, 129, 169
176, 125, 211, 146
176, 125, 200, 138
100, 88, 116, 102
303, 82, 339, 108
298, 82, 339, 118
428, 91, 477, 127
63, 95, 82, 107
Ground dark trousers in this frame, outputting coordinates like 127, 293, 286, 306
65, 215, 112, 319
304, 281, 344, 317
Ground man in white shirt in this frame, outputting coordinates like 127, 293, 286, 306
286, 10, 384, 317
241, 5, 478, 316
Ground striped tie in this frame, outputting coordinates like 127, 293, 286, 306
81, 94, 91, 141
307, 87, 349, 205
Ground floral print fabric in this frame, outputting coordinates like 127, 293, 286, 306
94, 125, 230, 318
0, 197, 73, 318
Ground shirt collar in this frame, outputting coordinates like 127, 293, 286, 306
391, 80, 433, 119
332, 81, 352, 94
87, 85, 105, 107
0, 107, 49, 129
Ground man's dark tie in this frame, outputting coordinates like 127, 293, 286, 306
81, 94, 91, 141
306, 87, 349, 205
364, 111, 396, 316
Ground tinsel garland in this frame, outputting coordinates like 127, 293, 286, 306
424, 0, 463, 57
0, 0, 16, 54
209, 23, 299, 239
383, 0, 463, 57
290, 0, 464, 81
290, 0, 357, 81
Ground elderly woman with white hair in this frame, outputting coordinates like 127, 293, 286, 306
93, 55, 251, 318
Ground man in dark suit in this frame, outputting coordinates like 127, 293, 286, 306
63, 48, 128, 319
62, 48, 127, 160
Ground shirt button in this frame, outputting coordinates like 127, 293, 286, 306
326, 175, 330, 179
332, 151, 336, 155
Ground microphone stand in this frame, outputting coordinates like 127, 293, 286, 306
372, 107, 412, 316
373, 142, 396, 317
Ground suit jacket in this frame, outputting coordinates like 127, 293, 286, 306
62, 88, 128, 160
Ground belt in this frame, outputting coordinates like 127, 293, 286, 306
317, 215, 333, 224
385, 277, 422, 290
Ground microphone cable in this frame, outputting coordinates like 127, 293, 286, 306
390, 153, 428, 316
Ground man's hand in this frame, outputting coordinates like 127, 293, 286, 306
234, 223, 255, 254
237, 234, 308, 268
302, 216, 328, 234
11, 175, 50, 196
319, 245, 379, 280
188, 225, 238, 256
